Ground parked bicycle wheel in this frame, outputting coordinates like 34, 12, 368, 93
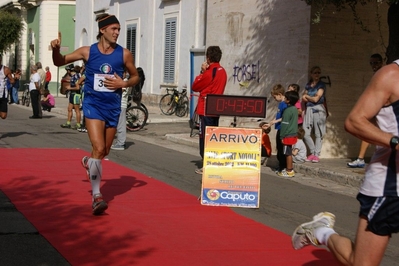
159, 94, 176, 115
189, 112, 200, 137
175, 95, 189, 117
21, 94, 26, 106
140, 103, 149, 117
126, 106, 147, 132
25, 93, 30, 107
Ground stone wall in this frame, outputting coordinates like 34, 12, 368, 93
204, 0, 389, 158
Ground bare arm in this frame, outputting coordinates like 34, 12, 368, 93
303, 88, 324, 103
4, 67, 18, 84
51, 32, 89, 66
345, 63, 399, 149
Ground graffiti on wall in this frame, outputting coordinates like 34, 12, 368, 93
233, 61, 260, 86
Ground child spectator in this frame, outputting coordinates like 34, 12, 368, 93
287, 83, 303, 127
41, 90, 55, 112
278, 90, 299, 177
269, 84, 288, 173
259, 121, 272, 158
293, 128, 306, 164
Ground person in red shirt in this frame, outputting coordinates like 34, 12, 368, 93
192, 46, 227, 174
45, 66, 51, 90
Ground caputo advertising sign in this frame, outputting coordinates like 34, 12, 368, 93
201, 126, 261, 208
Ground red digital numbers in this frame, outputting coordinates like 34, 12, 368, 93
206, 95, 267, 118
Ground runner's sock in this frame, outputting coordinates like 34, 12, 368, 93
88, 158, 102, 195
315, 226, 337, 246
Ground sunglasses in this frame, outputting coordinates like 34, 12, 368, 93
369, 61, 381, 66
312, 72, 321, 74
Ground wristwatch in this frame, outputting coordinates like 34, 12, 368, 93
390, 136, 399, 150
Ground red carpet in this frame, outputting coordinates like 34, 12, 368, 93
0, 148, 337, 265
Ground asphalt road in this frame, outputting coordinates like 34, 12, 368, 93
1, 104, 399, 266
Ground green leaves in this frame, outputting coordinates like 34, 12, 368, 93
0, 10, 23, 54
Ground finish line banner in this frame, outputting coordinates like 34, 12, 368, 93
201, 126, 262, 208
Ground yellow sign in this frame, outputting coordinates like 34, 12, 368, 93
201, 126, 261, 208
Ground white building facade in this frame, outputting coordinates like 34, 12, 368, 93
74, 1, 390, 159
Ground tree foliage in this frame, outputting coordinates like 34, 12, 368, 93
302, 0, 399, 63
0, 10, 23, 54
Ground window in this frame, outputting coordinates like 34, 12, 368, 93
163, 17, 177, 83
126, 24, 137, 60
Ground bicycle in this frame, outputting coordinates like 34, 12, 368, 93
159, 88, 189, 117
21, 83, 30, 107
125, 85, 148, 132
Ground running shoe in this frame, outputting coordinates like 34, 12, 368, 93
312, 156, 320, 163
111, 144, 125, 151
305, 155, 315, 162
81, 156, 90, 181
292, 212, 336, 250
92, 193, 108, 215
347, 158, 365, 168
278, 169, 295, 177
60, 123, 71, 128
195, 168, 203, 174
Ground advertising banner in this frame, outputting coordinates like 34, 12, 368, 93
201, 126, 262, 208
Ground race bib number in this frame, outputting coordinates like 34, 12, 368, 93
94, 74, 115, 92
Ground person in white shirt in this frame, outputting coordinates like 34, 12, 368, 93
29, 65, 42, 119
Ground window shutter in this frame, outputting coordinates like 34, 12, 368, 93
126, 24, 137, 59
164, 18, 176, 83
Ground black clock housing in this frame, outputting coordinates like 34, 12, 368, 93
205, 94, 267, 118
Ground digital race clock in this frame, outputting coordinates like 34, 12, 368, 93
205, 94, 267, 118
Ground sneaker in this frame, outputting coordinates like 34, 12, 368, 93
111, 144, 125, 151
195, 168, 203, 174
277, 169, 295, 177
312, 156, 320, 163
347, 158, 365, 168
78, 127, 87, 133
92, 193, 108, 215
60, 123, 71, 128
292, 212, 336, 250
81, 156, 90, 181
72, 124, 81, 130
305, 155, 315, 162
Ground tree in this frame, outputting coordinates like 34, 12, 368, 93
0, 10, 23, 54
302, 0, 399, 63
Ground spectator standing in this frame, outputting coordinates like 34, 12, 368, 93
36, 62, 45, 118
45, 66, 51, 90
60, 65, 82, 130
41, 89, 55, 111
192, 46, 227, 174
28, 65, 42, 119
292, 58, 399, 266
302, 66, 327, 163
51, 13, 140, 215
11, 69, 21, 105
76, 66, 87, 133
287, 83, 303, 127
347, 53, 384, 168
278, 90, 299, 177
0, 54, 20, 119
268, 84, 288, 173
259, 121, 272, 158
111, 73, 129, 151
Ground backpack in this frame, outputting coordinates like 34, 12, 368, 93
132, 67, 145, 103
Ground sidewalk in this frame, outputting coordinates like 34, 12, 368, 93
40, 96, 366, 188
